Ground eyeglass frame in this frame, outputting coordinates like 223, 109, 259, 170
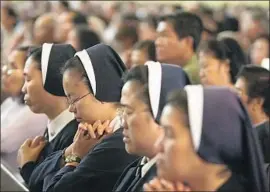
67, 92, 92, 107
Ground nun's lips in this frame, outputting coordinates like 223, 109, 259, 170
122, 131, 130, 143
76, 117, 83, 122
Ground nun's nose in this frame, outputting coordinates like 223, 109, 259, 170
68, 103, 76, 113
154, 130, 165, 153
21, 82, 27, 94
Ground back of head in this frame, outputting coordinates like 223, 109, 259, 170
75, 25, 101, 50
115, 24, 138, 45
72, 12, 88, 26
133, 40, 156, 62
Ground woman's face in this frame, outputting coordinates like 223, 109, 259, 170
130, 49, 148, 68
251, 38, 269, 65
157, 104, 196, 182
22, 57, 51, 113
63, 69, 101, 124
120, 80, 162, 157
2, 50, 25, 97
66, 29, 80, 51
199, 51, 229, 86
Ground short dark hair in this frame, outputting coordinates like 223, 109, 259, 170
199, 37, 247, 83
122, 65, 151, 111
75, 25, 101, 50
159, 11, 203, 51
237, 65, 270, 116
72, 12, 88, 26
62, 56, 93, 93
133, 40, 156, 61
115, 24, 138, 45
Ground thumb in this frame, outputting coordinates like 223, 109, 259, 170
22, 139, 32, 147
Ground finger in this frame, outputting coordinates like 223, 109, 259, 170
92, 120, 101, 133
32, 136, 45, 147
148, 178, 163, 190
183, 185, 191, 192
36, 141, 47, 150
97, 122, 107, 136
143, 183, 153, 192
22, 139, 32, 147
175, 182, 186, 191
87, 124, 96, 139
160, 179, 174, 191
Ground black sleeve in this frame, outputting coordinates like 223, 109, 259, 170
43, 131, 137, 192
27, 151, 64, 192
20, 162, 37, 184
44, 147, 129, 192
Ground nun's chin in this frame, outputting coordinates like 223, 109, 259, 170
29, 105, 43, 114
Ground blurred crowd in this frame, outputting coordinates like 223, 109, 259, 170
1, 1, 269, 192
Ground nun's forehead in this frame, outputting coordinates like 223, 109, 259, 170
25, 56, 39, 71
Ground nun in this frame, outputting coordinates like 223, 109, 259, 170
113, 61, 191, 192
28, 44, 138, 192
18, 43, 78, 188
145, 85, 268, 191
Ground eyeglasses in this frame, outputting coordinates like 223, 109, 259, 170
67, 92, 91, 106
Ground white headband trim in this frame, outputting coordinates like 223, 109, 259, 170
185, 85, 204, 151
41, 43, 53, 85
145, 61, 162, 119
75, 50, 96, 95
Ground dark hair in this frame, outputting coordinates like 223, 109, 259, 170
75, 25, 101, 50
166, 89, 189, 127
199, 38, 247, 83
62, 56, 92, 93
133, 40, 156, 61
159, 11, 203, 51
72, 12, 88, 26
27, 47, 42, 70
237, 65, 270, 116
220, 17, 239, 32
115, 24, 138, 45
122, 65, 151, 111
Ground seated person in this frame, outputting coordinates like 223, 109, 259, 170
18, 44, 78, 187
145, 85, 268, 192
26, 44, 138, 192
113, 61, 190, 192
1, 46, 47, 171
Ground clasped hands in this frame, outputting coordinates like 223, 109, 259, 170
144, 177, 191, 191
65, 120, 113, 160
17, 120, 113, 168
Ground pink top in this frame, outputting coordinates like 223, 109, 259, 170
1, 97, 48, 153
